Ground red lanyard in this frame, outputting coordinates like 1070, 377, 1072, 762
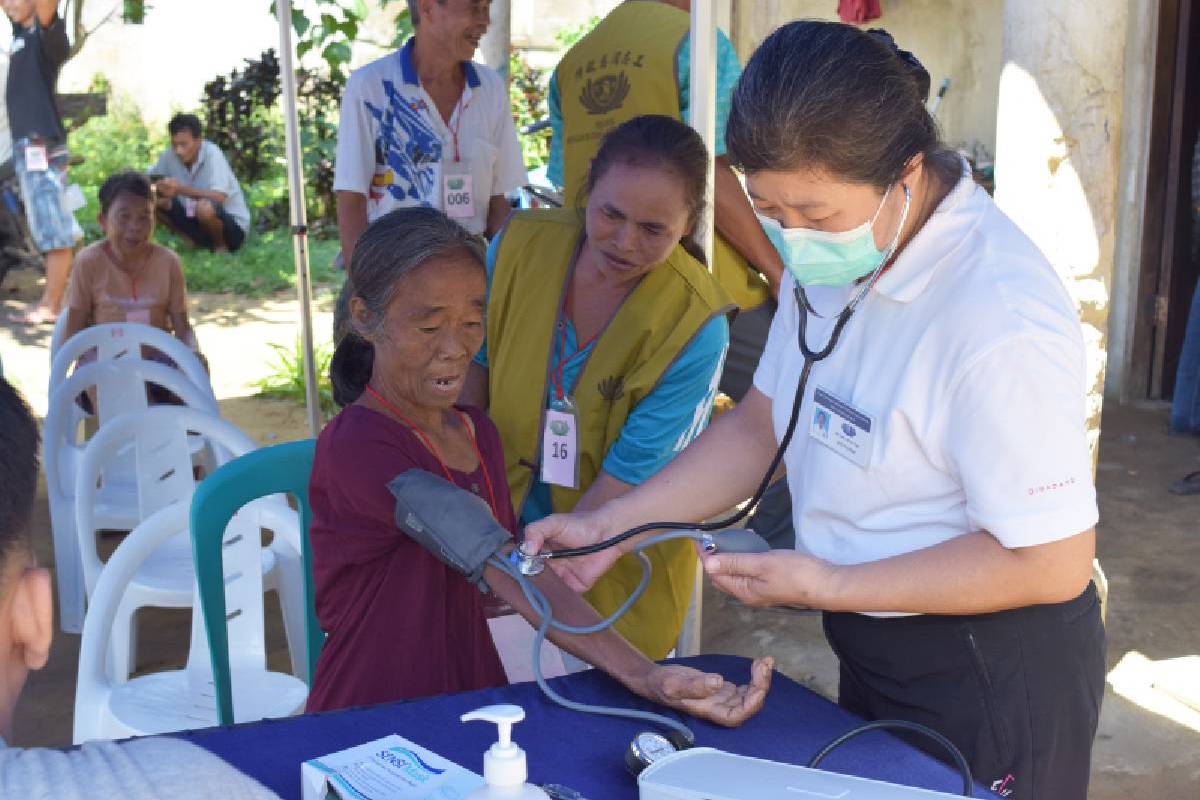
551, 290, 602, 402
449, 92, 468, 162
364, 385, 499, 518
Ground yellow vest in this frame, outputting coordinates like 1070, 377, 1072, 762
487, 209, 734, 658
554, 1, 769, 310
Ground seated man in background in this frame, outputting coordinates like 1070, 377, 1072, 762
0, 376, 279, 799
151, 113, 249, 253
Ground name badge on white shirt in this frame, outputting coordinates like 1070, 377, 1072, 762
541, 402, 580, 489
24, 144, 48, 172
442, 161, 475, 220
810, 387, 875, 469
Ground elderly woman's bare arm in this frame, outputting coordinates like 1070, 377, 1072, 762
482, 557, 773, 727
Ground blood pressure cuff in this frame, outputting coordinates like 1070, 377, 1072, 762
387, 469, 511, 589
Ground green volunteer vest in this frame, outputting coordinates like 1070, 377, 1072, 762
554, 1, 769, 310
487, 209, 734, 658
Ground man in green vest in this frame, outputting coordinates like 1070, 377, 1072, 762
548, 1, 782, 313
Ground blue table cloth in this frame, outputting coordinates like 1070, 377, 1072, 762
178, 655, 993, 799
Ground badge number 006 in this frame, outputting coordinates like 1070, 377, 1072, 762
442, 171, 475, 220
541, 404, 580, 489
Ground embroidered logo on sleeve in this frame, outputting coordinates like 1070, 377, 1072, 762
1026, 477, 1078, 496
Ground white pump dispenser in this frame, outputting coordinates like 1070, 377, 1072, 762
460, 704, 550, 799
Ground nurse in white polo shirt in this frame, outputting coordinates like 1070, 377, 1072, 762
333, 0, 526, 264
525, 21, 1103, 800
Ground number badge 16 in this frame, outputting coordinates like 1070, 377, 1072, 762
541, 404, 580, 489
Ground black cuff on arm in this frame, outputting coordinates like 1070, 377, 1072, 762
388, 469, 511, 590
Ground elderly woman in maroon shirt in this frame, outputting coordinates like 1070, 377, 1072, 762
306, 207, 772, 722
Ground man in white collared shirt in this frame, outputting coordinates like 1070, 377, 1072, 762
334, 0, 526, 264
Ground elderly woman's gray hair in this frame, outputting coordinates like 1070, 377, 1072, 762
330, 207, 486, 406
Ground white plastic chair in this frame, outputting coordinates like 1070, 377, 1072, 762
72, 502, 308, 744
49, 311, 70, 360
74, 406, 305, 682
43, 360, 219, 633
48, 322, 214, 405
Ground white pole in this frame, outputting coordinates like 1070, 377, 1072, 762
679, 0, 719, 658
479, 0, 511, 77
276, 0, 322, 438
688, 0, 717, 269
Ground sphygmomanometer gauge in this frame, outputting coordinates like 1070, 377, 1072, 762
625, 730, 683, 776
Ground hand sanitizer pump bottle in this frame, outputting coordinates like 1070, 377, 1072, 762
461, 704, 550, 799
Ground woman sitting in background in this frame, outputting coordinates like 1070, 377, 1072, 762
61, 170, 202, 360
306, 206, 771, 718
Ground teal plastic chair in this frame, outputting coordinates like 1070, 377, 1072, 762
190, 439, 322, 726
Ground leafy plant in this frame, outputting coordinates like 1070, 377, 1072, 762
202, 51, 283, 186
555, 15, 600, 50
253, 336, 336, 416
508, 50, 550, 170
68, 100, 167, 240
281, 0, 413, 82
507, 15, 603, 171
198, 50, 347, 230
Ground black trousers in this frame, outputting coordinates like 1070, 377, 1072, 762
823, 583, 1106, 800
161, 197, 246, 252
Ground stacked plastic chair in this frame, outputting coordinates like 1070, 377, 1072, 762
47, 322, 312, 740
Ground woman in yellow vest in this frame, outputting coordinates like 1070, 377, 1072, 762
461, 115, 733, 659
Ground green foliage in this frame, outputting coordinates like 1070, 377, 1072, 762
509, 50, 550, 170
68, 101, 167, 241
555, 15, 601, 50
66, 91, 343, 298
283, 0, 412, 81
202, 51, 282, 185
200, 50, 344, 230
122, 0, 146, 25
253, 336, 336, 416
166, 228, 343, 296
507, 15, 603, 171
68, 100, 166, 196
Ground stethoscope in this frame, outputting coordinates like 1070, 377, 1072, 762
502, 186, 940, 780
518, 184, 913, 563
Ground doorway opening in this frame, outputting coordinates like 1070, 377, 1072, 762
1134, 0, 1200, 400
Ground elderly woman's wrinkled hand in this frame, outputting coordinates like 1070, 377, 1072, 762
639, 656, 774, 728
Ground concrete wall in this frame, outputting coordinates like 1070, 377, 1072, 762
731, 0, 1003, 156
52, 0, 282, 124
993, 0, 1131, 458
509, 0, 619, 70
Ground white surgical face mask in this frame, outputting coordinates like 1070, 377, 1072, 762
758, 184, 910, 287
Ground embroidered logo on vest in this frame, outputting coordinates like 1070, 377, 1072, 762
597, 375, 626, 404
580, 73, 631, 115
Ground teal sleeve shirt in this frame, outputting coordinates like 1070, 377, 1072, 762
475, 234, 729, 525
547, 28, 743, 189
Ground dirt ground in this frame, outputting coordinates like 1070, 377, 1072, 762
2, 266, 1199, 798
